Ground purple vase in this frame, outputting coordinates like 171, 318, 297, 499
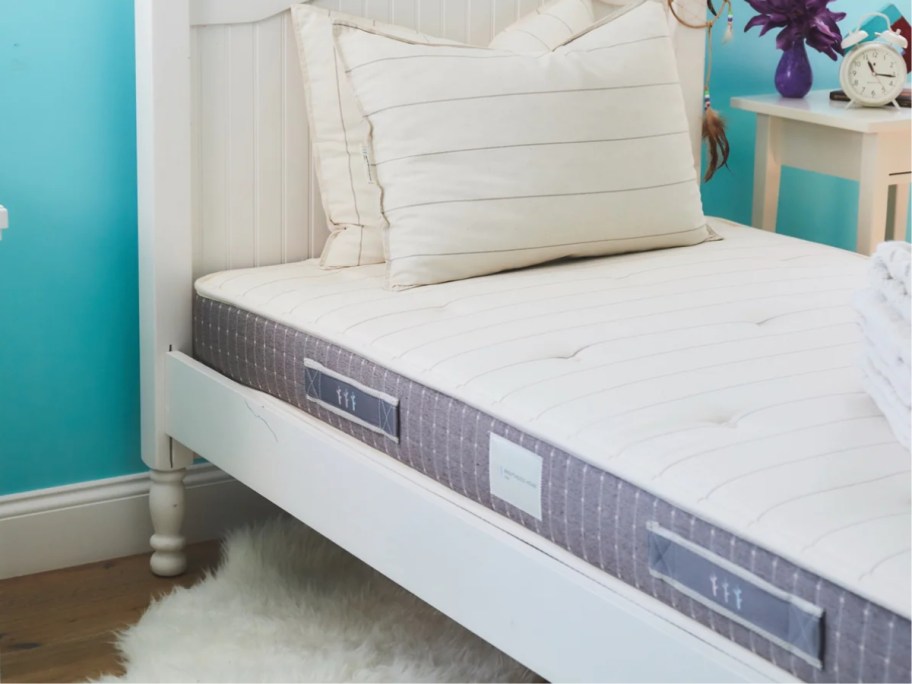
775, 40, 813, 98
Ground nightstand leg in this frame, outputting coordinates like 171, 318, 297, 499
888, 183, 910, 241
752, 115, 781, 232
857, 135, 889, 255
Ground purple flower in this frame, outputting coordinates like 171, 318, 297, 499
744, 0, 846, 60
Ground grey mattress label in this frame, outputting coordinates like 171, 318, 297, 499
647, 522, 824, 668
304, 360, 399, 440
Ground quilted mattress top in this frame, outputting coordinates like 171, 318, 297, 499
196, 219, 911, 617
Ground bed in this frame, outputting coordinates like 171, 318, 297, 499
135, 1, 911, 681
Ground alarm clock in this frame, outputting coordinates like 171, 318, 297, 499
839, 12, 909, 108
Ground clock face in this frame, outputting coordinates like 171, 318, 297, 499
840, 43, 907, 106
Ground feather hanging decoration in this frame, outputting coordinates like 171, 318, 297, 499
667, 0, 733, 182
723, 10, 734, 43
701, 2, 732, 181
702, 89, 730, 181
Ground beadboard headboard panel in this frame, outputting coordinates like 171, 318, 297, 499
190, 10, 317, 279
136, 0, 706, 470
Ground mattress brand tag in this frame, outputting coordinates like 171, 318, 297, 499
304, 360, 398, 440
647, 522, 824, 669
488, 434, 543, 520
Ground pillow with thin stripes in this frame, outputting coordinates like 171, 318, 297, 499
490, 0, 594, 52
290, 0, 595, 269
334, 0, 711, 289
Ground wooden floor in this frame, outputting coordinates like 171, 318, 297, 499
0, 541, 222, 683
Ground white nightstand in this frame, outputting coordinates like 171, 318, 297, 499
731, 90, 911, 254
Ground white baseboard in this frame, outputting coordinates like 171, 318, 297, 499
0, 464, 283, 580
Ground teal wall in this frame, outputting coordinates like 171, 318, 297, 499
703, 0, 912, 248
0, 1, 143, 495
0, 1, 909, 496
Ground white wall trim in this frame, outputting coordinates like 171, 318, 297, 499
0, 464, 281, 580
0, 462, 227, 518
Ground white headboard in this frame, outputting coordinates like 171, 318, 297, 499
135, 0, 707, 470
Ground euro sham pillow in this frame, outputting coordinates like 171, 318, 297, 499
334, 0, 711, 289
290, 0, 595, 269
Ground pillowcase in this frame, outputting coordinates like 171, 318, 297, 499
490, 0, 594, 52
290, 0, 595, 269
334, 0, 711, 289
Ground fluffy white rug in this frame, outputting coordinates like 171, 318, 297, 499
100, 518, 539, 682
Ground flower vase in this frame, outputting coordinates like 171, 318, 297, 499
775, 40, 813, 98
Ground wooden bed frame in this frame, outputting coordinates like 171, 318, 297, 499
135, 1, 790, 680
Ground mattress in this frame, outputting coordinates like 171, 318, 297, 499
194, 219, 911, 682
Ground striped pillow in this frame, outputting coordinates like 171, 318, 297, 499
490, 0, 594, 52
290, 0, 595, 269
334, 0, 711, 289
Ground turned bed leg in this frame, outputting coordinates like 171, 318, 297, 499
149, 468, 187, 576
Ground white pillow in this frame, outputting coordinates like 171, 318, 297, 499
290, 0, 595, 269
334, 0, 711, 289
490, 0, 595, 52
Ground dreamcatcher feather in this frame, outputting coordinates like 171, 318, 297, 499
667, 0, 733, 181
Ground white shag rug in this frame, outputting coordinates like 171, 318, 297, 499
100, 518, 539, 683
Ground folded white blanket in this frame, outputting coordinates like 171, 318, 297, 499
869, 241, 911, 321
861, 356, 911, 449
856, 241, 912, 449
861, 331, 911, 406
874, 240, 911, 291
854, 288, 912, 367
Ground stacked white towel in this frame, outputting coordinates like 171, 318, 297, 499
854, 241, 912, 449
